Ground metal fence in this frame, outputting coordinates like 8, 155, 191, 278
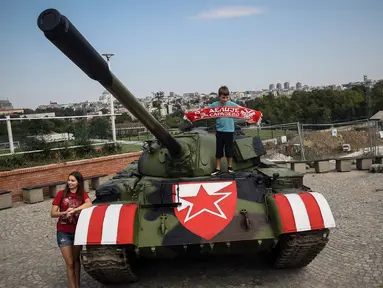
0, 114, 119, 156
1, 114, 381, 162
242, 119, 382, 161
300, 119, 382, 161
243, 122, 300, 141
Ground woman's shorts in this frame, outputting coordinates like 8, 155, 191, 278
57, 231, 75, 247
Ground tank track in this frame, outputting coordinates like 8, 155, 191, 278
272, 229, 330, 268
80, 245, 139, 284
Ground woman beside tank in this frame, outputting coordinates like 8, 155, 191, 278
51, 171, 92, 288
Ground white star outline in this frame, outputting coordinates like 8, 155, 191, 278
176, 181, 234, 223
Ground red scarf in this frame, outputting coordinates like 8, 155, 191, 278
183, 106, 263, 124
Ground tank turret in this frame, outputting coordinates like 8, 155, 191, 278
37, 8, 266, 177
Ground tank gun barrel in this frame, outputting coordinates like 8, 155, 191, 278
37, 8, 182, 156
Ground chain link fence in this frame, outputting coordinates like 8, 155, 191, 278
242, 122, 299, 141
0, 115, 118, 156
0, 114, 145, 171
242, 119, 382, 161
1, 114, 381, 165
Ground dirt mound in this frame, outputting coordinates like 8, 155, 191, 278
305, 130, 375, 149
275, 128, 383, 160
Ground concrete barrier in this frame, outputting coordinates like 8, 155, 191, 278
273, 155, 382, 173
0, 190, 12, 210
314, 161, 330, 173
356, 158, 373, 170
336, 159, 351, 172
290, 162, 306, 173
22, 186, 44, 204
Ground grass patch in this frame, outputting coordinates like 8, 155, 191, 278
120, 144, 143, 153
243, 129, 297, 140
121, 136, 151, 142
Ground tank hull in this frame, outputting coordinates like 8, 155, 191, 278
74, 175, 335, 285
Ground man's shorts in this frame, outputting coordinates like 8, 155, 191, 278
57, 231, 75, 247
215, 131, 234, 158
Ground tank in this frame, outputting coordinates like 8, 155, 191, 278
37, 9, 336, 285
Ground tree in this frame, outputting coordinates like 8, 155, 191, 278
115, 113, 133, 123
246, 85, 376, 124
89, 117, 110, 139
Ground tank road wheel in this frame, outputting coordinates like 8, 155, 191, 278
271, 229, 330, 269
80, 245, 139, 285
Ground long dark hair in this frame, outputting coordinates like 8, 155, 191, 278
63, 171, 85, 199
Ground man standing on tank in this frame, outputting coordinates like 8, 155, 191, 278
209, 86, 239, 176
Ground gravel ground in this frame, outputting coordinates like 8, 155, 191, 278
0, 170, 382, 288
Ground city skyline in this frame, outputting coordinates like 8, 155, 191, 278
1, 0, 382, 109
0, 75, 379, 110
3, 75, 379, 112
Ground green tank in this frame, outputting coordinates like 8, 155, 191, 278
37, 9, 336, 285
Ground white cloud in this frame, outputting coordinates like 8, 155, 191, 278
189, 6, 264, 20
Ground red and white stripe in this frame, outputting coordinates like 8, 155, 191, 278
74, 203, 137, 246
273, 192, 336, 233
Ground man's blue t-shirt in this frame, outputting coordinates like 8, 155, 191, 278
208, 100, 239, 132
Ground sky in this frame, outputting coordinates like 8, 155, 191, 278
0, 0, 382, 109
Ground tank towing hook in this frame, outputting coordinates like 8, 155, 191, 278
159, 214, 168, 235
240, 209, 251, 230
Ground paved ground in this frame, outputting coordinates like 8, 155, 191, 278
0, 170, 382, 288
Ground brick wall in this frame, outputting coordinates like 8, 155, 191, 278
0, 152, 142, 202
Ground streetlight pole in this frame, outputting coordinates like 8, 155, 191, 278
102, 53, 117, 144
364, 74, 374, 156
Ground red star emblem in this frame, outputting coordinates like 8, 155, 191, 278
172, 181, 237, 240
180, 185, 230, 222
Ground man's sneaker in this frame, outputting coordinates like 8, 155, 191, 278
228, 167, 235, 174
211, 169, 222, 176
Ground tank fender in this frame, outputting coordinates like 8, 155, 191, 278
74, 203, 138, 245
265, 192, 336, 236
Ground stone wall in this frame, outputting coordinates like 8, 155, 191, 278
0, 152, 142, 202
